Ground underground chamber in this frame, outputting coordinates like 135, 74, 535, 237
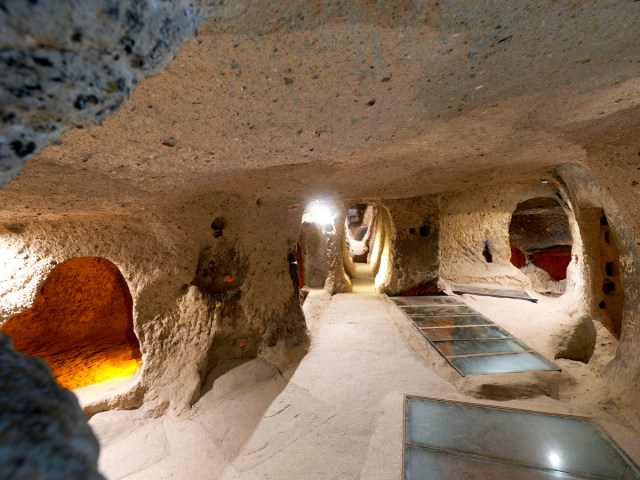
509, 197, 573, 295
1, 256, 142, 390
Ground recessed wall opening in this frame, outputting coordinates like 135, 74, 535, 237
596, 211, 624, 338
509, 197, 573, 295
346, 203, 377, 264
0, 257, 142, 390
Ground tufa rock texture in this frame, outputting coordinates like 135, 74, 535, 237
551, 310, 597, 363
0, 0, 210, 186
1, 0, 640, 473
0, 334, 104, 480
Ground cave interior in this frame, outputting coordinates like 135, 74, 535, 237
1, 1, 640, 479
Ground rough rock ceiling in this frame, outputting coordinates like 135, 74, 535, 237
1, 1, 639, 217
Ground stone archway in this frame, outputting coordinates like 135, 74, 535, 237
1, 257, 141, 389
509, 197, 573, 295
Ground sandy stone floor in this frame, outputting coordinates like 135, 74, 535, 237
89, 290, 640, 479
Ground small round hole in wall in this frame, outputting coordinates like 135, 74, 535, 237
605, 262, 614, 276
419, 218, 431, 237
211, 217, 227, 237
603, 281, 616, 294
482, 241, 493, 263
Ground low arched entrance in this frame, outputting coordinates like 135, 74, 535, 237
1, 257, 142, 389
509, 197, 573, 295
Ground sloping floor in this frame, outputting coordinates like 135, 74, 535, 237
350, 262, 377, 294
90, 291, 640, 479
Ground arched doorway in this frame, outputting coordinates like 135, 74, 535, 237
346, 204, 377, 264
1, 257, 142, 389
509, 197, 573, 295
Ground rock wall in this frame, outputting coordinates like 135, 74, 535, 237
0, 194, 309, 415
438, 177, 574, 287
558, 160, 640, 420
370, 206, 393, 290
0, 334, 105, 479
0, 0, 210, 187
382, 196, 440, 295
323, 205, 352, 295
298, 222, 330, 289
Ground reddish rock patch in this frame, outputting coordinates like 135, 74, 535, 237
510, 246, 527, 269
1, 257, 141, 390
530, 247, 572, 281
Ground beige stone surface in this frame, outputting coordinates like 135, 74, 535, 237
1, 2, 640, 478
92, 291, 640, 479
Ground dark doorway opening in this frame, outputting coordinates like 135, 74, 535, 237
346, 204, 377, 263
509, 197, 572, 295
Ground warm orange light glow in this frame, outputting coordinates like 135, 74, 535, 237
28, 341, 142, 390
1, 257, 142, 390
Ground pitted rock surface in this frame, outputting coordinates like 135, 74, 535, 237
0, 333, 104, 480
0, 0, 209, 186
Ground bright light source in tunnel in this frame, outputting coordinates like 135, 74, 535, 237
303, 201, 336, 230
547, 450, 562, 469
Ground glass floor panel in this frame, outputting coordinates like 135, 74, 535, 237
400, 305, 477, 316
435, 339, 529, 357
405, 446, 589, 480
450, 283, 537, 302
422, 325, 512, 342
405, 396, 640, 479
392, 295, 559, 375
449, 352, 560, 375
412, 315, 493, 328
391, 296, 464, 306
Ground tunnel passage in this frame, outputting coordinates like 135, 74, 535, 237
0, 257, 141, 390
509, 197, 573, 294
346, 204, 377, 263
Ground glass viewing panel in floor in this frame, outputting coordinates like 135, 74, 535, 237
421, 325, 512, 342
404, 396, 640, 480
389, 295, 559, 375
450, 283, 537, 302
435, 338, 529, 357
411, 315, 492, 328
399, 305, 477, 316
450, 352, 557, 375
392, 296, 464, 306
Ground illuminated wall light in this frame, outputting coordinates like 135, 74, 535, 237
547, 450, 562, 469
302, 200, 337, 233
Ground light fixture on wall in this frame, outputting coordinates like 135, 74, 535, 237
302, 200, 337, 233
